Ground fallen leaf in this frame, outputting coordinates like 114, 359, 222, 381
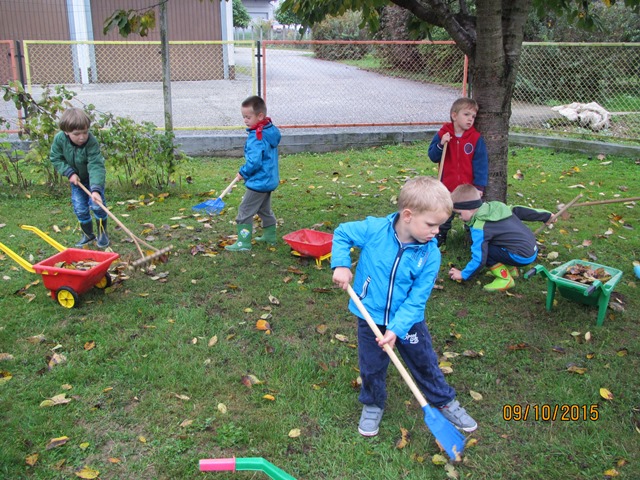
241, 374, 263, 388
217, 403, 227, 414
395, 427, 410, 449
263, 394, 276, 401
138, 436, 147, 443
268, 294, 280, 305
288, 428, 301, 438
48, 353, 67, 370
469, 390, 483, 401
46, 436, 70, 450
334, 334, 348, 342
208, 335, 218, 347
25, 453, 39, 466
179, 419, 193, 428
27, 334, 47, 344
431, 453, 448, 465
83, 341, 95, 351
108, 458, 121, 464
75, 466, 100, 479
316, 324, 328, 334
567, 365, 588, 375
173, 393, 190, 401
79, 442, 90, 450
604, 468, 619, 477
256, 319, 271, 331
40, 393, 72, 408
600, 388, 614, 400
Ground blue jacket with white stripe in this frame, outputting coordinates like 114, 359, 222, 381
331, 213, 441, 339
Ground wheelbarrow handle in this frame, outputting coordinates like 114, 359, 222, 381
524, 267, 538, 278
585, 285, 597, 296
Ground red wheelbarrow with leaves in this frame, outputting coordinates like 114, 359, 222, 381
0, 225, 119, 308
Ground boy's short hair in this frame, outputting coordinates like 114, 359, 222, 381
59, 108, 91, 132
450, 97, 479, 116
398, 176, 452, 216
451, 184, 482, 204
241, 95, 267, 116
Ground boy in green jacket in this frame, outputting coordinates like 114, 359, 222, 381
448, 184, 553, 291
49, 108, 109, 248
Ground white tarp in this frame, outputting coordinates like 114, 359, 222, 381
551, 102, 611, 131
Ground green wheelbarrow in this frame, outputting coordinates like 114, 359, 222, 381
524, 259, 623, 326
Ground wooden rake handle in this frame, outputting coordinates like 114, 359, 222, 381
534, 192, 583, 235
76, 182, 156, 256
437, 141, 448, 182
217, 176, 240, 200
347, 285, 429, 409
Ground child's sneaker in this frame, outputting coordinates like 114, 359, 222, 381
358, 404, 384, 437
438, 399, 478, 432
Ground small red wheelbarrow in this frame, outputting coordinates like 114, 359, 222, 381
0, 225, 119, 308
525, 259, 623, 326
282, 229, 333, 267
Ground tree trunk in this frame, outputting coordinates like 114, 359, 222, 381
471, 0, 530, 202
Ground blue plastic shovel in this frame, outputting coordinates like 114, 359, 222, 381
347, 285, 467, 461
193, 177, 239, 215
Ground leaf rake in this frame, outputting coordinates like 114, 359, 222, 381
77, 183, 173, 268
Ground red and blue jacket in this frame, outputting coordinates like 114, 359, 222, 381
428, 123, 488, 193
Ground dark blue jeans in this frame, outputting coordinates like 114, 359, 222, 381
357, 316, 455, 410
71, 183, 107, 224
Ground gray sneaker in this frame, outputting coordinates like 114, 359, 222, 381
439, 399, 478, 432
358, 404, 384, 437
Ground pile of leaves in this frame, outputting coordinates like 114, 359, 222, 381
563, 263, 612, 284
53, 260, 100, 271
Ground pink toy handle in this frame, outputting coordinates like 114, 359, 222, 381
199, 458, 236, 472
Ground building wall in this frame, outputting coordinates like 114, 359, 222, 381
0, 0, 224, 83
242, 0, 275, 21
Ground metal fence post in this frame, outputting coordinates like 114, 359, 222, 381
256, 40, 262, 98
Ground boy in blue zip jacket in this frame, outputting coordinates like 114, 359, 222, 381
331, 176, 477, 437
49, 107, 109, 248
448, 184, 553, 291
225, 96, 281, 251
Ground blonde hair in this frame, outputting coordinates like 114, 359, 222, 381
59, 108, 91, 132
398, 176, 452, 216
451, 184, 482, 203
450, 97, 478, 117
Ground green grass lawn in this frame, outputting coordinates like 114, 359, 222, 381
0, 143, 639, 479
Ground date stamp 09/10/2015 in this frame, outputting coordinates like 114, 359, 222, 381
502, 404, 600, 422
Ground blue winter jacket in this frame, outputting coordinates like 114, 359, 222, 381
331, 213, 441, 339
240, 122, 281, 192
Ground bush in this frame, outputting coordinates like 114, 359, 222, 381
0, 82, 190, 190
312, 11, 371, 61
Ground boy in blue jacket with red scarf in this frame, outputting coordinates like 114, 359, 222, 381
225, 96, 281, 252
331, 176, 477, 437
428, 97, 488, 246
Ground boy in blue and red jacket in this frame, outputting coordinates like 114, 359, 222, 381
225, 96, 281, 252
428, 97, 488, 246
331, 176, 477, 438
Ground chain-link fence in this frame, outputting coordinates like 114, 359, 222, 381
513, 42, 640, 137
261, 40, 465, 128
6, 40, 258, 131
1, 39, 639, 141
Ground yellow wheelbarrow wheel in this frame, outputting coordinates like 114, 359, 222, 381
56, 287, 79, 308
94, 272, 113, 289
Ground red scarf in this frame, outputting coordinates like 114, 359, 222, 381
250, 117, 272, 140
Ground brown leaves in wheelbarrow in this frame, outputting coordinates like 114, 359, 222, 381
563, 264, 612, 284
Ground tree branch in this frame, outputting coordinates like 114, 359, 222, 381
389, 0, 476, 56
